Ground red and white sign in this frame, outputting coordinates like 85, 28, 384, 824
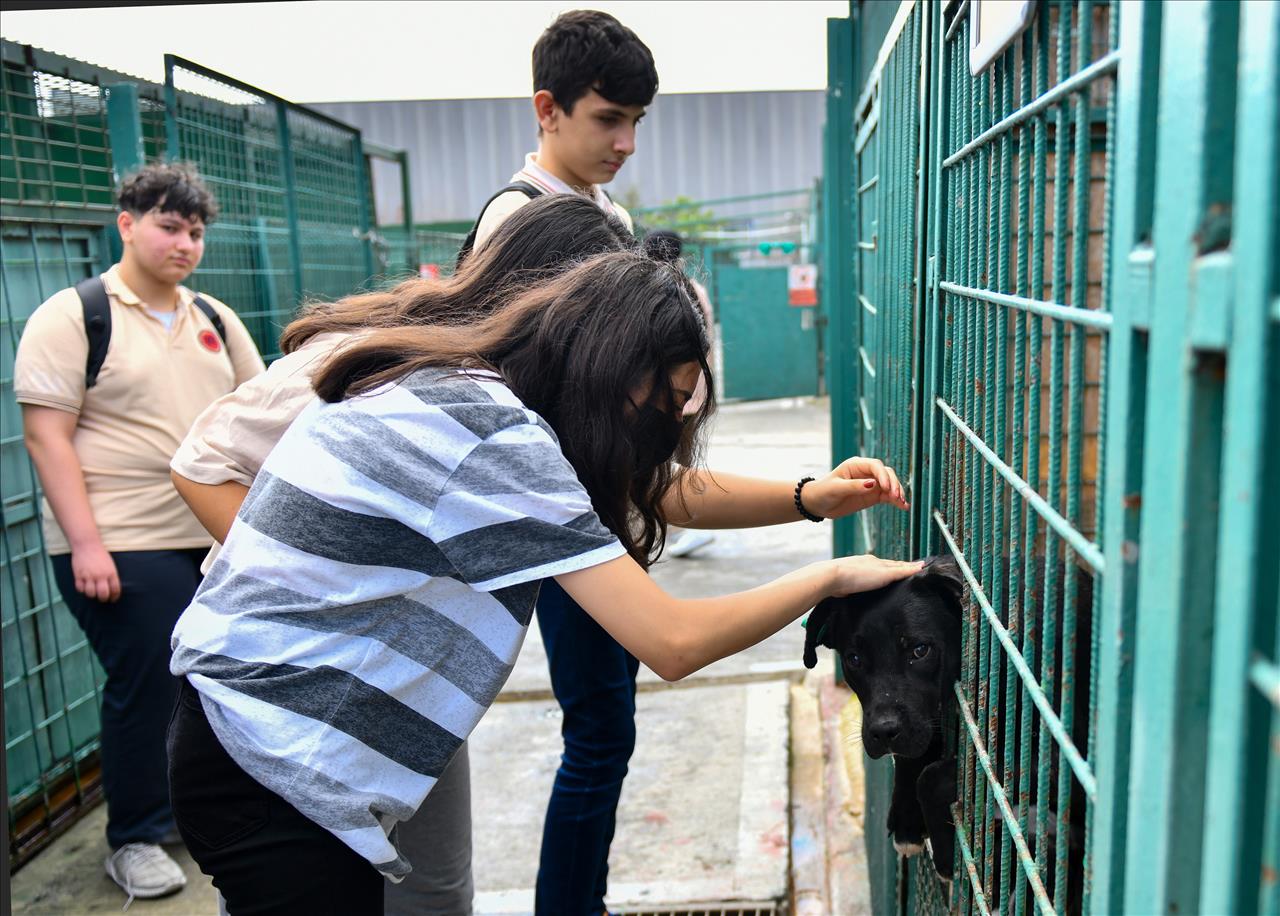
419, 263, 441, 279
788, 264, 818, 307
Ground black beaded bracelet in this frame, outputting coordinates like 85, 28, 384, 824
794, 476, 824, 523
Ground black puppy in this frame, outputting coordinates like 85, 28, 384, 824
803, 555, 963, 882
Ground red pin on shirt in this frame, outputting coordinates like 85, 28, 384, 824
198, 329, 222, 353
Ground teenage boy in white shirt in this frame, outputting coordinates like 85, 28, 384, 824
459, 9, 650, 257
456, 11, 658, 915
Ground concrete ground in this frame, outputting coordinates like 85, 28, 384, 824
10, 397, 874, 915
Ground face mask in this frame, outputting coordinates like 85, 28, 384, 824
629, 399, 684, 477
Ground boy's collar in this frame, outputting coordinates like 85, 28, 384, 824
103, 263, 193, 310
519, 153, 592, 196
515, 154, 621, 221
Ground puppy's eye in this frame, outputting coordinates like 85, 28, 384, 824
911, 644, 931, 660
847, 652, 862, 668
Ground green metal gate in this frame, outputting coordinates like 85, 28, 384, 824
2, 43, 127, 867
3, 40, 423, 868
716, 265, 820, 400
2, 221, 113, 869
163, 55, 374, 361
824, 1, 1280, 913
634, 189, 823, 400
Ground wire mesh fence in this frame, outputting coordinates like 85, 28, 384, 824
2, 39, 435, 867
825, 1, 1279, 913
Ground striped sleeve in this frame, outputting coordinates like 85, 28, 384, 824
428, 420, 624, 591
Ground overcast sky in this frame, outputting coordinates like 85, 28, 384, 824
2, 1, 848, 103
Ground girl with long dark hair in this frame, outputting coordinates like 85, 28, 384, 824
168, 250, 915, 914
168, 193, 638, 914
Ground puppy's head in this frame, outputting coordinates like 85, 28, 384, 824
803, 556, 963, 759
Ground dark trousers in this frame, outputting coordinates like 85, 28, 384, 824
384, 742, 473, 915
168, 679, 384, 915
534, 579, 640, 916
51, 547, 204, 849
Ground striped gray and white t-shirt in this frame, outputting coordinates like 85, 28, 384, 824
171, 367, 625, 877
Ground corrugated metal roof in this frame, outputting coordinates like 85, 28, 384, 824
312, 90, 824, 224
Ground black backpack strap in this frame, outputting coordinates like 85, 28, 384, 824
77, 277, 231, 390
75, 276, 112, 389
191, 294, 228, 352
454, 180, 543, 269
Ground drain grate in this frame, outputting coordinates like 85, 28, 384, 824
612, 902, 786, 916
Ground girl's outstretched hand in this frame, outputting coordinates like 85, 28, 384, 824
800, 456, 910, 519
825, 554, 924, 597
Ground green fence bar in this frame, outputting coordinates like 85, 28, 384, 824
1, 221, 109, 867
1010, 24, 1034, 916
1198, 1, 1280, 912
826, 15, 858, 561
1090, 1, 1160, 910
1123, 3, 1240, 911
942, 51, 1119, 169
162, 54, 383, 359
103, 83, 144, 182
274, 91, 307, 313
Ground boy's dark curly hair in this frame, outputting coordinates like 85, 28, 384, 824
117, 162, 218, 224
533, 10, 658, 113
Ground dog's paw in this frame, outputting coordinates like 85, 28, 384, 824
894, 838, 925, 857
916, 757, 958, 882
924, 834, 956, 882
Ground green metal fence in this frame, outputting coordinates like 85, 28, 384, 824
163, 55, 376, 361
2, 42, 124, 868
2, 40, 434, 868
634, 189, 824, 400
825, 1, 1280, 913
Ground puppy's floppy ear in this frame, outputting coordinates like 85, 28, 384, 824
803, 597, 841, 669
917, 555, 965, 612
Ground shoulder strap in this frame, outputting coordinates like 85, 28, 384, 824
454, 180, 544, 270
75, 276, 112, 389
191, 294, 229, 354
76, 277, 232, 389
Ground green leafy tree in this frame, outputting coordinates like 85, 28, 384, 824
634, 195, 719, 238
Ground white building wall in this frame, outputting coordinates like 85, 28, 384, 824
312, 90, 825, 224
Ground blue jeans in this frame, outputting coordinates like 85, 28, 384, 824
534, 579, 639, 916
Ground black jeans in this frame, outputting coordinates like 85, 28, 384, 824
51, 547, 205, 848
167, 679, 384, 915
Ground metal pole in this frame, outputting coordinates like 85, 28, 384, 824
274, 101, 306, 307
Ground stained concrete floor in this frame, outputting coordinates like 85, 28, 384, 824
11, 396, 872, 916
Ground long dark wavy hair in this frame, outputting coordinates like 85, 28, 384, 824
312, 251, 714, 566
279, 194, 636, 354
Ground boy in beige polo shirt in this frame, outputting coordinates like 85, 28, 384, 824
14, 162, 264, 903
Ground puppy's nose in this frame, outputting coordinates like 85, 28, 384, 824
868, 713, 904, 745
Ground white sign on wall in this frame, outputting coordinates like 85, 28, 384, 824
969, 0, 1038, 75
788, 264, 818, 307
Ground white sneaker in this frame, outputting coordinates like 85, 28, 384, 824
105, 842, 187, 909
667, 529, 715, 558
